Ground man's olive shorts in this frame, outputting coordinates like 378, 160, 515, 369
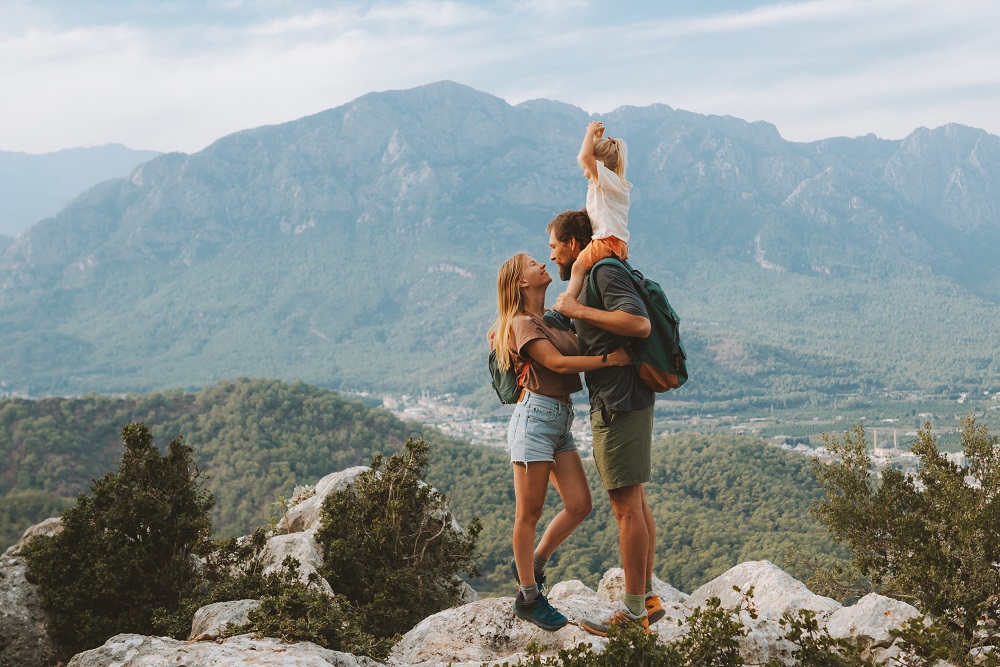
590, 403, 654, 490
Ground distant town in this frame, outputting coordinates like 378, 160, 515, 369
374, 391, 988, 481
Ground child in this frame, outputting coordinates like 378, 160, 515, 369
544, 121, 631, 331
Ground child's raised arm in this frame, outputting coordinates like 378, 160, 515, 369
577, 121, 604, 181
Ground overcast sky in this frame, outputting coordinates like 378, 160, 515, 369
2, 0, 998, 155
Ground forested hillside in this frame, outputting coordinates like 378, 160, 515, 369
1, 379, 846, 593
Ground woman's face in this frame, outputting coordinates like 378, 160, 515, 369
520, 255, 552, 290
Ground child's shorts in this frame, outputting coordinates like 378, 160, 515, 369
507, 392, 576, 464
576, 236, 628, 273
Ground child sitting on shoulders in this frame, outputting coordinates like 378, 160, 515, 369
544, 120, 632, 331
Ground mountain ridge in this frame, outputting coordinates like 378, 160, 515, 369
0, 144, 160, 238
2, 81, 999, 398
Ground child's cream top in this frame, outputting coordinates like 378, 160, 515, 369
586, 160, 632, 242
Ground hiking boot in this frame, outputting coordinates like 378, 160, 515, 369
581, 602, 649, 637
513, 591, 568, 631
510, 557, 546, 594
645, 593, 666, 624
542, 309, 571, 331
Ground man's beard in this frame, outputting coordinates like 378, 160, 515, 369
557, 261, 573, 281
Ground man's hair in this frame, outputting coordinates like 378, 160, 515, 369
546, 209, 593, 248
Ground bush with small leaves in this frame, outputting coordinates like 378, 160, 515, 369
316, 437, 481, 638
812, 415, 1000, 663
235, 556, 392, 661
22, 423, 214, 655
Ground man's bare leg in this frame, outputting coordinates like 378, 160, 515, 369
607, 483, 649, 598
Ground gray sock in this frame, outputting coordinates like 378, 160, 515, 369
646, 578, 654, 595
533, 553, 549, 579
623, 593, 646, 616
520, 583, 540, 602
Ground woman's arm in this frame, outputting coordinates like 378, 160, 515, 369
523, 338, 630, 374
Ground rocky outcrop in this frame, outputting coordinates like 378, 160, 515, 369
826, 593, 922, 650
0, 552, 60, 667
686, 559, 844, 665
0, 483, 942, 667
66, 633, 385, 667
1, 517, 63, 559
260, 531, 336, 597
280, 467, 369, 534
188, 600, 260, 641
596, 567, 688, 606
389, 582, 605, 667
3, 553, 946, 667
389, 560, 933, 667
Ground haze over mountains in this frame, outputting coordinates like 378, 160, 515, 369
0, 145, 160, 238
2, 81, 1000, 400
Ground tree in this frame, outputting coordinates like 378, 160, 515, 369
316, 437, 482, 637
812, 415, 1000, 639
22, 423, 214, 654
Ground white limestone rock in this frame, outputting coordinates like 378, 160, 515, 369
686, 561, 841, 666
826, 593, 923, 649
595, 567, 689, 605
260, 531, 336, 596
688, 560, 841, 620
66, 633, 385, 667
188, 599, 261, 640
0, 553, 61, 667
390, 596, 604, 667
547, 579, 596, 600
281, 466, 369, 534
2, 516, 63, 558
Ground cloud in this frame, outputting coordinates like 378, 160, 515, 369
0, 0, 998, 153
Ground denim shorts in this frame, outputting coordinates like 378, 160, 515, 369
507, 392, 577, 464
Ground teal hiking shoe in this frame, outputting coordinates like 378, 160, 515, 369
514, 591, 568, 631
510, 557, 546, 594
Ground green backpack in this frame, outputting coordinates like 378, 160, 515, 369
488, 346, 531, 404
587, 258, 688, 392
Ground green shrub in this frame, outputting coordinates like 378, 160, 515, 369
22, 423, 213, 654
316, 437, 482, 638
812, 416, 1000, 637
235, 556, 392, 660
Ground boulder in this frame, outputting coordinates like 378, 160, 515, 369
595, 567, 689, 605
67, 633, 385, 667
390, 594, 605, 666
188, 599, 261, 640
0, 553, 60, 667
688, 560, 841, 620
2, 517, 63, 558
826, 593, 923, 650
281, 467, 369, 534
686, 561, 841, 666
260, 531, 335, 597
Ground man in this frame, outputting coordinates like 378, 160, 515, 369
547, 208, 664, 635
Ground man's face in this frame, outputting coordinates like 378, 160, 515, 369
548, 230, 579, 281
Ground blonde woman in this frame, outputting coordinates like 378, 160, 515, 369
490, 252, 630, 630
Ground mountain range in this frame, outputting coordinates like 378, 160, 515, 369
0, 144, 160, 238
2, 81, 1000, 401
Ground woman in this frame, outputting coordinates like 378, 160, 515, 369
490, 252, 630, 631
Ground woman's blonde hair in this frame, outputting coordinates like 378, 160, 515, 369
489, 252, 529, 371
593, 136, 629, 183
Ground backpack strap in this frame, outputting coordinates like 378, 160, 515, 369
586, 257, 640, 307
